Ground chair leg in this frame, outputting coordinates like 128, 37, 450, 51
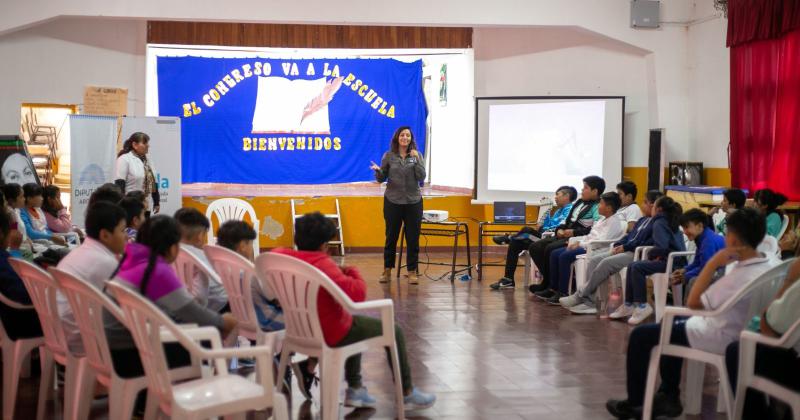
36, 348, 55, 420
70, 362, 96, 420
388, 344, 406, 420
143, 388, 160, 420
641, 346, 662, 420
715, 361, 733, 415
272, 392, 290, 420
320, 355, 344, 420
652, 274, 667, 323
684, 360, 705, 415
276, 349, 291, 392
3, 342, 31, 420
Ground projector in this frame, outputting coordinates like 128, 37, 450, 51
422, 210, 449, 222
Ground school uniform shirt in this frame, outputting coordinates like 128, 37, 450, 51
56, 237, 121, 352
617, 203, 643, 226
569, 212, 626, 249
557, 199, 600, 237
44, 209, 73, 233
116, 152, 157, 209
683, 227, 726, 280
765, 279, 800, 353
540, 203, 573, 232
685, 254, 778, 354
615, 217, 654, 252
766, 212, 783, 238
19, 207, 54, 241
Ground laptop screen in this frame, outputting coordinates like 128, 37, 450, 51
493, 201, 526, 224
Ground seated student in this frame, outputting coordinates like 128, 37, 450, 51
610, 196, 685, 325
174, 207, 228, 313
529, 176, 605, 299
18, 183, 67, 246
56, 201, 128, 353
670, 209, 726, 296
542, 192, 625, 304
274, 212, 437, 410
216, 220, 285, 332
711, 188, 746, 234
615, 181, 643, 232
606, 208, 779, 419
87, 183, 123, 209
754, 189, 788, 239
0, 210, 43, 341
105, 216, 237, 408
489, 186, 576, 290
42, 185, 84, 241
561, 190, 663, 314
119, 196, 146, 243
4, 183, 31, 247
725, 257, 800, 420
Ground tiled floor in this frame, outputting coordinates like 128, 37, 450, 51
7, 252, 726, 419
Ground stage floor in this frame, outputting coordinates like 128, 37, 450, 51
182, 182, 472, 197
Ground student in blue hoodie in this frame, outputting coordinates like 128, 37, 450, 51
671, 208, 726, 296
610, 196, 685, 325
0, 209, 43, 340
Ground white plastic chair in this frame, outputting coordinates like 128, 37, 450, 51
571, 221, 627, 294
205, 198, 260, 257
50, 267, 203, 420
255, 252, 406, 420
105, 280, 289, 420
173, 244, 222, 306
642, 258, 795, 419
10, 258, 83, 420
734, 317, 800, 420
777, 214, 790, 240
203, 245, 279, 347
0, 284, 44, 420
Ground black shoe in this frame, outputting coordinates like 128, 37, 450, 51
606, 398, 642, 419
489, 278, 515, 290
534, 289, 555, 300
652, 392, 683, 418
528, 283, 549, 294
492, 234, 511, 245
545, 292, 562, 305
291, 359, 319, 400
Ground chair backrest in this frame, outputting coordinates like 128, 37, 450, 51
743, 258, 796, 321
205, 198, 260, 256
10, 258, 70, 358
173, 244, 221, 302
49, 267, 123, 379
254, 252, 355, 349
778, 214, 790, 240
203, 245, 260, 338
105, 280, 179, 408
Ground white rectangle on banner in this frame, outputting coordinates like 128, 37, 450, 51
119, 117, 182, 217
69, 115, 119, 228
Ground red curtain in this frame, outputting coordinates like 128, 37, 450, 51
730, 8, 800, 200
727, 0, 800, 47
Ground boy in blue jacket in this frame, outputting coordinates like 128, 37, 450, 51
671, 208, 726, 296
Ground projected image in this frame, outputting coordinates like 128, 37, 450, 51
487, 100, 605, 192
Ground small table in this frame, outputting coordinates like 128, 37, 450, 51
397, 220, 472, 282
476, 221, 539, 281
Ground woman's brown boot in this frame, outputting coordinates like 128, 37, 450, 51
379, 268, 392, 283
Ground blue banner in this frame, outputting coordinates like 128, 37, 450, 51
157, 56, 427, 184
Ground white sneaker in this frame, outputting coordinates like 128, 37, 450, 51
559, 292, 583, 308
609, 303, 635, 319
628, 304, 654, 325
569, 302, 598, 315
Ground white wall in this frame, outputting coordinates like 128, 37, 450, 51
0, 17, 146, 136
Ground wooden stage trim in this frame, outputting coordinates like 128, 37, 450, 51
181, 183, 473, 197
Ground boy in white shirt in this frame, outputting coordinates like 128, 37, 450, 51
174, 207, 229, 313
542, 192, 625, 304
615, 181, 643, 232
606, 207, 779, 419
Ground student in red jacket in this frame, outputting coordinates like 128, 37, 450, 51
273, 212, 436, 411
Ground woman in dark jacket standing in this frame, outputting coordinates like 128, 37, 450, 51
370, 126, 426, 284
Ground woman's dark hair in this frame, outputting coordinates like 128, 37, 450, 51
644, 190, 664, 204
389, 126, 417, 154
726, 208, 766, 249
556, 185, 578, 202
616, 181, 638, 200
41, 185, 61, 217
22, 183, 43, 199
119, 197, 145, 227
600, 192, 622, 213
2, 183, 21, 204
582, 175, 606, 195
754, 189, 788, 216
117, 132, 150, 158
294, 212, 337, 251
134, 215, 181, 294
216, 220, 256, 251
679, 208, 712, 228
723, 189, 746, 209
85, 201, 126, 240
654, 196, 683, 232
88, 183, 123, 209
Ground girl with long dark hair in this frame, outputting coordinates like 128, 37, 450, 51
369, 126, 426, 284
115, 132, 160, 215
754, 188, 788, 238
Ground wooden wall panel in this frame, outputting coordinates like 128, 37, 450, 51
147, 21, 472, 49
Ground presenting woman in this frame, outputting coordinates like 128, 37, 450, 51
115, 132, 160, 216
370, 126, 426, 284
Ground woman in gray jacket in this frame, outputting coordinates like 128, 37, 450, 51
370, 126, 426, 284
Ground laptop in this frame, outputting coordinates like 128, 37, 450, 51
493, 201, 526, 224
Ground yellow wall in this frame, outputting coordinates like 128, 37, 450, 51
183, 166, 732, 249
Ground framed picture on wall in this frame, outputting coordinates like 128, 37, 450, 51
668, 161, 704, 186
0, 135, 41, 186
